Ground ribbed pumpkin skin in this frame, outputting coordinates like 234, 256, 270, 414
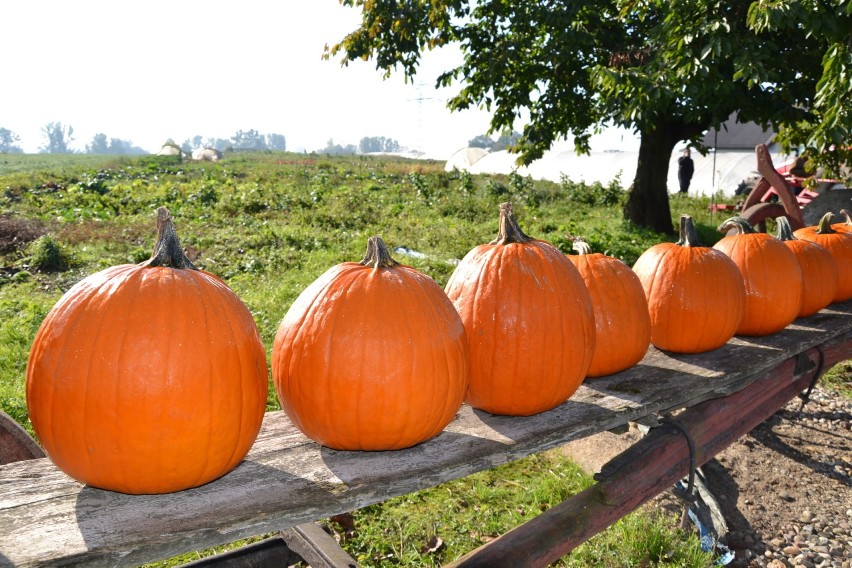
780, 239, 839, 316
775, 219, 839, 317
633, 242, 745, 353
569, 248, 650, 376
794, 218, 852, 302
26, 264, 268, 494
272, 243, 469, 451
713, 228, 803, 336
445, 235, 595, 417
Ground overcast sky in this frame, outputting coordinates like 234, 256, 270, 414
2, 1, 639, 157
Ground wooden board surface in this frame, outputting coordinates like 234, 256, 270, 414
3, 301, 852, 567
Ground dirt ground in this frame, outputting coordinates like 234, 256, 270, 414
562, 384, 852, 567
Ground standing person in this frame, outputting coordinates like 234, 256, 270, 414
677, 148, 695, 194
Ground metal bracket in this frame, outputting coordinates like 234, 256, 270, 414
797, 346, 825, 411
281, 522, 360, 568
179, 523, 359, 568
631, 414, 661, 434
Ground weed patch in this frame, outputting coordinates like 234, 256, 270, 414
26, 236, 72, 272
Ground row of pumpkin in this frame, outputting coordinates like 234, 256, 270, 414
23, 203, 852, 494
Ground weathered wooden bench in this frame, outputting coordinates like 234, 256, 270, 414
3, 300, 852, 567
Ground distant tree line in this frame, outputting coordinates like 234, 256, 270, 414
468, 130, 522, 152
0, 122, 146, 155
0, 124, 289, 155
2, 125, 407, 157
320, 136, 401, 155
85, 133, 146, 155
358, 136, 401, 153
41, 122, 76, 154
180, 130, 287, 153
0, 128, 23, 153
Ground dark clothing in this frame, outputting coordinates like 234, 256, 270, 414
678, 155, 694, 193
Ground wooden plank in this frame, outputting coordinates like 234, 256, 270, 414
2, 301, 852, 567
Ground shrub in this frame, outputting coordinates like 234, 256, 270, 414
560, 175, 625, 207
26, 235, 72, 272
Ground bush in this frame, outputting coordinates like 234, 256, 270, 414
26, 235, 71, 272
560, 175, 625, 207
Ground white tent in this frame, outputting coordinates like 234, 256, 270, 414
445, 146, 794, 197
157, 145, 182, 157
444, 147, 489, 171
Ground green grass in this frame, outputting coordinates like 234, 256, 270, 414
0, 151, 841, 566
0, 289, 57, 438
820, 360, 852, 397
334, 449, 714, 567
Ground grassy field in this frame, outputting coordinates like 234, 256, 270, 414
0, 150, 824, 566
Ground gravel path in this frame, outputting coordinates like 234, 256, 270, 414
658, 386, 852, 567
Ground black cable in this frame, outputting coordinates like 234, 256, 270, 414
660, 417, 697, 529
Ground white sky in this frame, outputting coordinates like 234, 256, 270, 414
1, 1, 639, 158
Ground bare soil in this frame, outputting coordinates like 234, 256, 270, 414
563, 385, 852, 567
0, 214, 46, 254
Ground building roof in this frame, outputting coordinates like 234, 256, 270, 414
701, 113, 775, 149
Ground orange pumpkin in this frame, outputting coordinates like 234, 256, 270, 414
444, 203, 595, 416
272, 236, 469, 451
26, 207, 268, 494
713, 216, 803, 336
775, 216, 839, 317
632, 214, 745, 353
794, 212, 852, 302
568, 238, 651, 376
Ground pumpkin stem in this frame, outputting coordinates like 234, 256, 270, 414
490, 202, 533, 245
774, 216, 797, 241
571, 237, 592, 255
717, 216, 757, 235
360, 236, 400, 269
816, 212, 836, 234
675, 215, 703, 247
140, 207, 197, 269
840, 209, 852, 226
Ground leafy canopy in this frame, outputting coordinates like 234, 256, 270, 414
328, 0, 850, 169
747, 0, 852, 175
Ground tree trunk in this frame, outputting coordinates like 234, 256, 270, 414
623, 127, 681, 235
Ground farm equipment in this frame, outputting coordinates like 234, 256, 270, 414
712, 144, 851, 232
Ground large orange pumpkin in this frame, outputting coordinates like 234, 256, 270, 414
568, 238, 651, 377
713, 216, 803, 336
794, 212, 852, 302
632, 214, 745, 353
444, 203, 595, 416
272, 236, 469, 451
775, 216, 839, 317
26, 207, 268, 494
